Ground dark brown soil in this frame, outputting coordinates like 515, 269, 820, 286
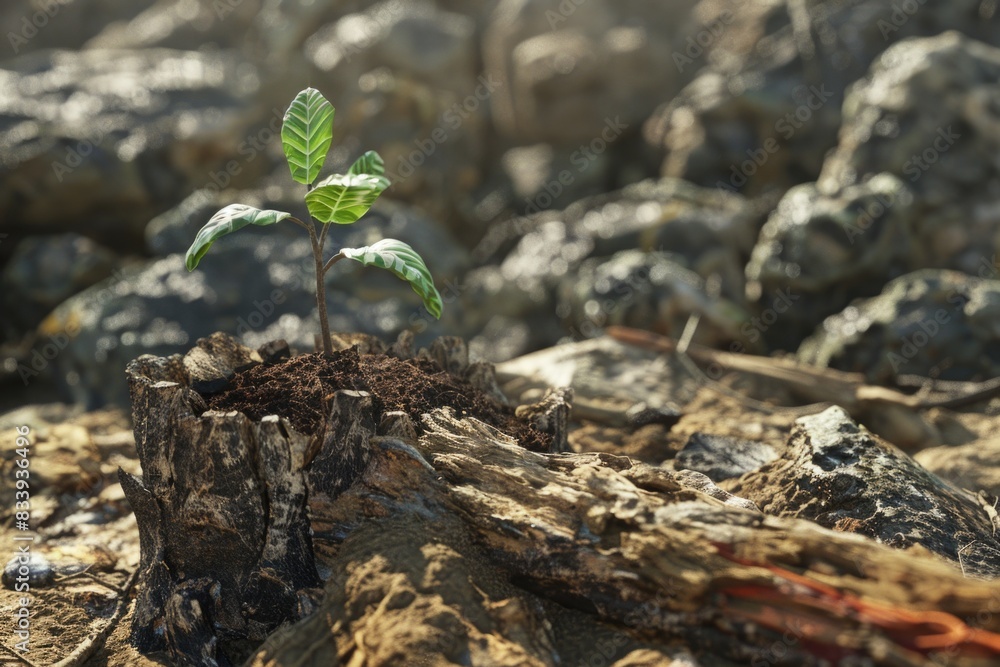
201, 347, 551, 450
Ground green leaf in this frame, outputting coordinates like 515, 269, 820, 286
281, 88, 335, 185
305, 172, 390, 224
341, 239, 443, 318
185, 204, 290, 271
348, 150, 386, 178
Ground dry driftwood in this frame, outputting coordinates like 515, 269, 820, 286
605, 326, 1000, 413
606, 325, 1000, 449
248, 405, 1000, 666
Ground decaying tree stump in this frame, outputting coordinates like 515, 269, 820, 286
122, 336, 322, 664
121, 332, 570, 665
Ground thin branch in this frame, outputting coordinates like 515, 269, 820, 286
50, 566, 139, 667
287, 216, 312, 233
323, 251, 345, 275
318, 220, 331, 251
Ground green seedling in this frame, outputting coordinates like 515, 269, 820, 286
185, 88, 442, 355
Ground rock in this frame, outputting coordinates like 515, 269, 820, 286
798, 269, 1000, 384
0, 0, 157, 54
37, 188, 468, 408
305, 2, 477, 97
484, 0, 698, 145
744, 174, 917, 349
0, 233, 117, 338
300, 2, 487, 241
675, 432, 778, 482
557, 249, 749, 350
85, 0, 265, 51
3, 552, 54, 590
464, 178, 759, 358
818, 32, 1000, 276
0, 48, 266, 252
645, 1, 1000, 196
500, 143, 612, 216
729, 406, 1000, 577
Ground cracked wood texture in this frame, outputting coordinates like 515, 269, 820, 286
124, 333, 1000, 666
253, 407, 1000, 667
123, 334, 323, 665
121, 333, 572, 666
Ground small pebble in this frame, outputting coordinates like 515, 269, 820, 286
626, 402, 683, 429
2, 552, 55, 590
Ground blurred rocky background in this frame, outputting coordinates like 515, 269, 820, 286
3, 0, 1000, 411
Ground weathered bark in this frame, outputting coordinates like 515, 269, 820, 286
252, 406, 1000, 667
125, 333, 1000, 666
122, 332, 571, 665
122, 334, 321, 665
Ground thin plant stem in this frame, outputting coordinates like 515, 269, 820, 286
289, 206, 333, 355
318, 219, 331, 249
322, 251, 345, 275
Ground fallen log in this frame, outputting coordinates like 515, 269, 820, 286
252, 406, 1000, 666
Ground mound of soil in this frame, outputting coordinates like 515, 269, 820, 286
202, 347, 551, 450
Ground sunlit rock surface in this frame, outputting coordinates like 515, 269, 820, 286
798, 269, 1000, 384
0, 48, 264, 251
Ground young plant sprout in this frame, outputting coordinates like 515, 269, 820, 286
185, 88, 443, 355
